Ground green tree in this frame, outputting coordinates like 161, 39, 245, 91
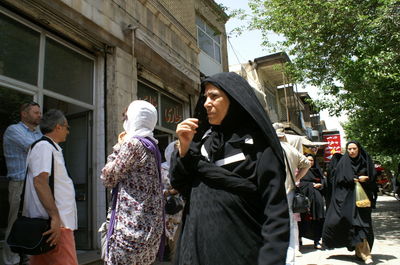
245, 0, 400, 159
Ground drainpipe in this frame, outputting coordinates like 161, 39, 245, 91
125, 24, 138, 101
282, 71, 290, 123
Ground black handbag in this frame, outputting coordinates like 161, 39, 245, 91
165, 195, 184, 215
283, 149, 310, 213
292, 187, 310, 213
7, 137, 57, 255
7, 216, 54, 255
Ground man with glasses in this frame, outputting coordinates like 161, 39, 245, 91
23, 109, 78, 265
3, 102, 42, 265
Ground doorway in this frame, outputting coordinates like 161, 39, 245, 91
43, 96, 93, 249
0, 86, 33, 240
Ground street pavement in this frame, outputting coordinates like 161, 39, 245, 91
295, 195, 400, 265
2, 196, 397, 265
156, 195, 400, 265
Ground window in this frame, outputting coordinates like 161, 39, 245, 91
266, 91, 278, 113
137, 81, 182, 162
196, 16, 221, 63
137, 81, 183, 132
44, 38, 94, 104
0, 9, 96, 250
0, 13, 40, 85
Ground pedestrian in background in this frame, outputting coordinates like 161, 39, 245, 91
323, 141, 376, 264
2, 102, 42, 265
298, 154, 326, 250
101, 100, 163, 265
325, 152, 343, 209
170, 72, 289, 265
161, 141, 184, 261
274, 123, 311, 265
395, 163, 400, 199
24, 109, 78, 265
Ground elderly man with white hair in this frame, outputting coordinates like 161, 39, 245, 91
273, 123, 311, 265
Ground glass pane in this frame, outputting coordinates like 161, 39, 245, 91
212, 33, 221, 44
214, 44, 221, 63
0, 13, 40, 85
195, 16, 205, 29
198, 29, 214, 59
0, 86, 32, 239
44, 38, 94, 104
160, 94, 183, 131
205, 24, 216, 39
154, 129, 171, 163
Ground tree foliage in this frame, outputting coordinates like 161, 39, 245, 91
245, 0, 400, 157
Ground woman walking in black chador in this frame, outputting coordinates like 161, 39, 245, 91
298, 154, 326, 249
323, 141, 376, 264
170, 72, 289, 265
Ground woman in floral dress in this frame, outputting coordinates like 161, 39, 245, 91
101, 100, 164, 265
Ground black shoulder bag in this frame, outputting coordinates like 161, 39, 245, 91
165, 194, 184, 215
7, 136, 57, 255
283, 149, 310, 213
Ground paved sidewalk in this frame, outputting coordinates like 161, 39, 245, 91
295, 195, 400, 265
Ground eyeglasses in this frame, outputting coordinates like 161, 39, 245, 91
61, 124, 70, 130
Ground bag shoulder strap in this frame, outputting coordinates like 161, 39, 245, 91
18, 136, 57, 217
282, 148, 297, 188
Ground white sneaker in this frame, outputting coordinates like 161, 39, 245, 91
365, 258, 373, 264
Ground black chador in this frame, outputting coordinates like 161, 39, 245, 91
322, 141, 376, 251
170, 72, 289, 265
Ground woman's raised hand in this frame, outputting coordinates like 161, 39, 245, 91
176, 118, 198, 157
118, 131, 127, 144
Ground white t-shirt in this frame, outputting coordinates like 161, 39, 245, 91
23, 138, 77, 230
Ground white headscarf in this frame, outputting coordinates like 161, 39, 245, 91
162, 140, 177, 171
123, 100, 158, 143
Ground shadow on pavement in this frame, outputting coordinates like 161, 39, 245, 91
299, 244, 324, 255
373, 197, 400, 243
326, 254, 364, 264
371, 254, 398, 264
326, 253, 397, 264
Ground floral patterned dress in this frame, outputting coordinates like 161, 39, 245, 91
101, 138, 164, 265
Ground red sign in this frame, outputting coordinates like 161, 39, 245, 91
323, 134, 341, 162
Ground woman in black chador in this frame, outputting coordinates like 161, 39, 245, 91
298, 154, 326, 249
170, 72, 289, 265
322, 141, 376, 264
325, 153, 343, 209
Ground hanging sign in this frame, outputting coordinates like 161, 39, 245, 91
323, 132, 341, 162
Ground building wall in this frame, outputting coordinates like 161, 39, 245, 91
0, 0, 228, 256
159, 0, 196, 36
195, 0, 229, 72
21, 0, 203, 144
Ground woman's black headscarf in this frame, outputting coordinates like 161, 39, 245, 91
342, 141, 375, 182
194, 72, 284, 167
304, 154, 324, 180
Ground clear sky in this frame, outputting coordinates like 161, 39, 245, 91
215, 0, 347, 142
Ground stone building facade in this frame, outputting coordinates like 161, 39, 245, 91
0, 0, 228, 261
